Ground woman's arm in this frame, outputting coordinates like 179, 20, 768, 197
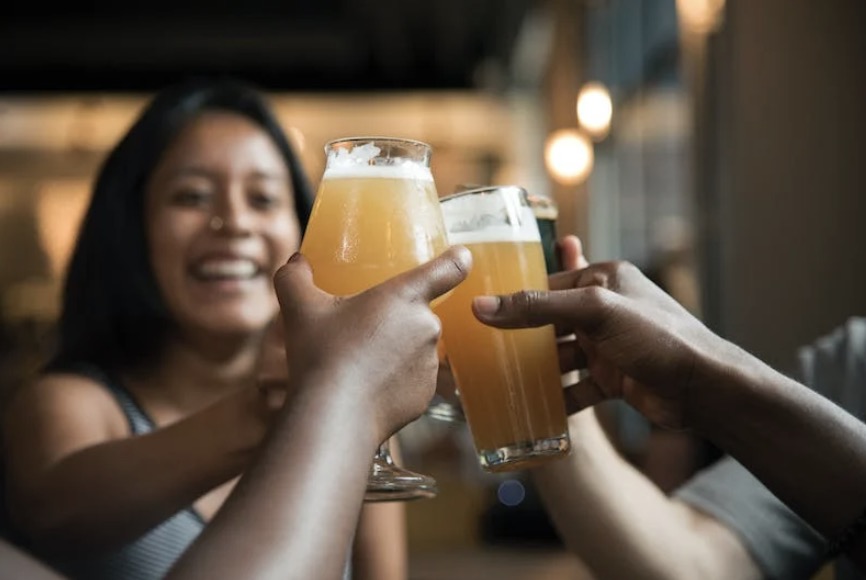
3, 374, 273, 555
352, 438, 407, 580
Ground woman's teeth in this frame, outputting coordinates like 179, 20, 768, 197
194, 259, 258, 280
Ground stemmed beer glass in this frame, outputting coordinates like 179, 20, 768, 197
299, 137, 448, 501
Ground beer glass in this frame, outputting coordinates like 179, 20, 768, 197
425, 339, 466, 423
427, 191, 562, 424
435, 185, 570, 471
526, 193, 561, 274
299, 137, 448, 501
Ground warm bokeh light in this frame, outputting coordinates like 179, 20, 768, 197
676, 0, 726, 34
544, 129, 594, 185
576, 82, 613, 139
287, 126, 306, 153
36, 180, 91, 279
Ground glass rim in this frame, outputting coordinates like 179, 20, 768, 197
439, 184, 528, 204
323, 136, 432, 151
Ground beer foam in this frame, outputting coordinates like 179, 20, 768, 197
323, 141, 433, 181
323, 164, 433, 181
444, 206, 541, 245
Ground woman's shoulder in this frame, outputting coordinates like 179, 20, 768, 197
4, 369, 129, 438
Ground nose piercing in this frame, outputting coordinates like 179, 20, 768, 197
209, 216, 224, 231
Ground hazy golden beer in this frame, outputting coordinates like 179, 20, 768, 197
437, 186, 569, 471
299, 137, 448, 501
301, 174, 447, 293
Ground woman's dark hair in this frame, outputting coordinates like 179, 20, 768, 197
46, 77, 314, 374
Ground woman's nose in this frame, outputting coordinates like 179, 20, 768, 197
212, 190, 254, 236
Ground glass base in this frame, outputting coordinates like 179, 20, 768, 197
364, 457, 438, 502
425, 397, 466, 423
478, 434, 570, 472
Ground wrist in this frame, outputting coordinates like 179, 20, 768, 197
201, 388, 272, 475
686, 339, 774, 441
278, 370, 381, 451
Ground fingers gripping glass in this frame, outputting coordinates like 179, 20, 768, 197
299, 137, 447, 501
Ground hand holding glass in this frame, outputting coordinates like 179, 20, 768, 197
299, 137, 447, 501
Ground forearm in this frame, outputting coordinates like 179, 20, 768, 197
532, 409, 738, 580
695, 344, 866, 545
167, 375, 377, 580
11, 391, 263, 554
353, 497, 406, 580
353, 438, 407, 580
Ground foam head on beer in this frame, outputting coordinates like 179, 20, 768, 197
441, 186, 540, 246
322, 140, 434, 182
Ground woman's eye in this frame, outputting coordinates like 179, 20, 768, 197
172, 190, 211, 207
250, 191, 282, 210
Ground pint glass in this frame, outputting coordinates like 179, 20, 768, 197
526, 193, 561, 274
300, 137, 448, 500
436, 186, 570, 471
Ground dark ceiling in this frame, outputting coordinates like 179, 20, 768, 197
0, 1, 534, 93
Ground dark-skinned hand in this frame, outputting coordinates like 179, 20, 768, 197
473, 235, 724, 430
272, 247, 472, 444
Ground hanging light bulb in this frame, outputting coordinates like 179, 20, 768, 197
676, 0, 726, 34
576, 82, 613, 139
544, 128, 594, 185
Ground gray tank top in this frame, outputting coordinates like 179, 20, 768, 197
41, 367, 354, 580
45, 368, 206, 580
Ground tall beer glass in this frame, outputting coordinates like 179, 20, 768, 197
436, 186, 570, 471
299, 137, 448, 501
428, 189, 563, 424
526, 193, 561, 274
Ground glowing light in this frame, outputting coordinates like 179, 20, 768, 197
544, 129, 594, 185
676, 0, 726, 34
576, 82, 613, 139
36, 180, 91, 279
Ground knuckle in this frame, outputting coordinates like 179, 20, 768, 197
579, 266, 609, 289
614, 260, 639, 277
427, 312, 443, 340
512, 289, 543, 318
581, 285, 610, 310
445, 250, 470, 280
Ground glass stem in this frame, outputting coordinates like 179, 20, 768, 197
374, 441, 394, 465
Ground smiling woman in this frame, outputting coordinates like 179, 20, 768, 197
0, 78, 406, 580
144, 111, 301, 338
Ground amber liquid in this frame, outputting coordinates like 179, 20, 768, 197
435, 240, 568, 470
300, 174, 448, 294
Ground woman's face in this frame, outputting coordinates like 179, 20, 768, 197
145, 111, 301, 338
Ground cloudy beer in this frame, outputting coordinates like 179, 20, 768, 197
301, 146, 447, 293
437, 186, 569, 471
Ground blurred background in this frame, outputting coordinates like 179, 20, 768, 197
0, 0, 864, 578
